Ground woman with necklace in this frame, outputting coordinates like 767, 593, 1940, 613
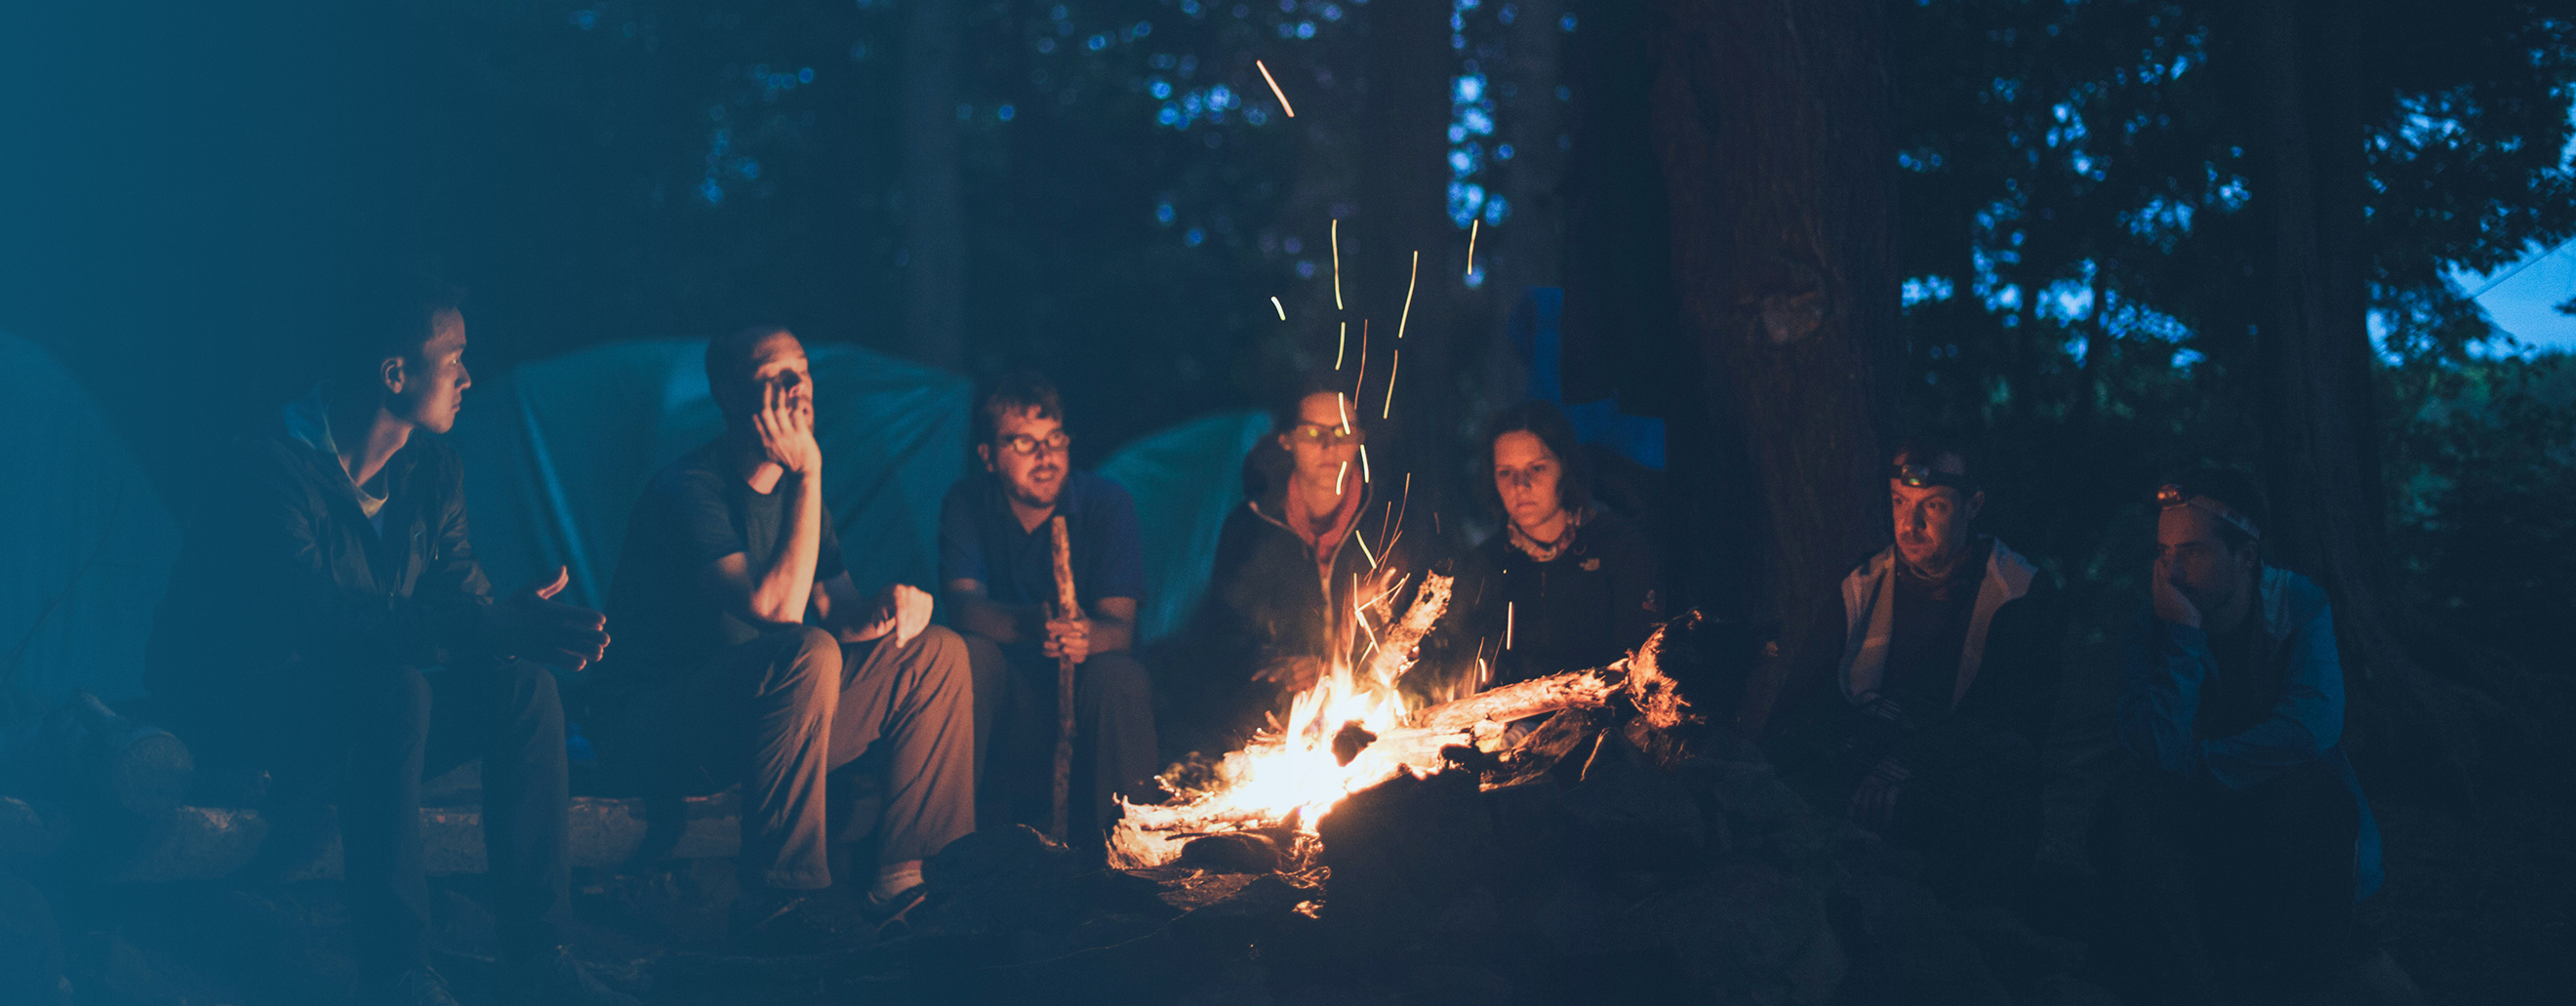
1425, 402, 1662, 696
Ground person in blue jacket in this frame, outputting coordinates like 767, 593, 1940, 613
2105, 469, 2381, 1000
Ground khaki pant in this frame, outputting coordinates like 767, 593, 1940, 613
600, 625, 976, 890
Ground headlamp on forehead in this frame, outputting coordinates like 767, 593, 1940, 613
1890, 462, 1977, 494
2156, 482, 2262, 543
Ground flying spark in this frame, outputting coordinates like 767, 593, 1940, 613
1396, 251, 1419, 340
1467, 221, 1479, 279
1331, 220, 1343, 310
1355, 533, 1380, 570
1336, 460, 1348, 496
1271, 296, 1286, 320
1335, 321, 1347, 370
1335, 390, 1349, 432
1506, 601, 1515, 651
1359, 444, 1372, 483
1255, 60, 1297, 118
1381, 349, 1400, 419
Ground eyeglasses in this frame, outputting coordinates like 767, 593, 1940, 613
2155, 482, 2262, 542
1287, 423, 1364, 447
1890, 462, 1976, 493
995, 431, 1072, 457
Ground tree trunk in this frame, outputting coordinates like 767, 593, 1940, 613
1651, 0, 1899, 734
2243, 0, 2492, 795
1351, 0, 1469, 528
899, 0, 965, 371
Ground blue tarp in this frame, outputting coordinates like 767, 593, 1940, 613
0, 334, 181, 714
1097, 410, 1272, 641
446, 339, 974, 613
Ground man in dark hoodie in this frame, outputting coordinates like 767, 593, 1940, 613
1766, 436, 2063, 905
1175, 382, 1429, 747
146, 273, 630, 1006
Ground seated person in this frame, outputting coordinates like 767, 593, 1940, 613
2101, 470, 2381, 999
1171, 381, 1430, 747
588, 326, 973, 945
938, 371, 1156, 845
1766, 437, 2061, 905
1420, 401, 1661, 697
145, 274, 628, 1006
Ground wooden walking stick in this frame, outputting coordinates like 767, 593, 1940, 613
1048, 515, 1079, 844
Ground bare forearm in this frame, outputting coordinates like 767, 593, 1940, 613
748, 473, 825, 623
1084, 615, 1136, 655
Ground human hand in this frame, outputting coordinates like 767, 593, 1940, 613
2152, 555, 2200, 629
752, 380, 822, 476
486, 566, 611, 669
1251, 656, 1325, 693
1042, 613, 1092, 664
1849, 755, 1911, 830
875, 583, 934, 647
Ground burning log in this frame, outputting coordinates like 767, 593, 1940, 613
1360, 573, 1450, 688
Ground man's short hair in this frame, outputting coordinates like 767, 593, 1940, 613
704, 324, 793, 397
341, 266, 466, 381
976, 370, 1065, 444
2164, 466, 2270, 554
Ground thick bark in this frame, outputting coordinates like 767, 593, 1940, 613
899, 0, 965, 370
1651, 0, 1899, 734
2243, 0, 2490, 791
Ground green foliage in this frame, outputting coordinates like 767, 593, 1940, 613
1888, 0, 2576, 651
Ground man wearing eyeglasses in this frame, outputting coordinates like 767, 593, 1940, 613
593, 326, 974, 948
1766, 436, 2062, 905
2102, 469, 2381, 999
938, 371, 1155, 848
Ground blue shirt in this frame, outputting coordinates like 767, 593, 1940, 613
939, 469, 1147, 610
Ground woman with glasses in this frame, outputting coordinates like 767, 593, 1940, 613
1169, 379, 1432, 749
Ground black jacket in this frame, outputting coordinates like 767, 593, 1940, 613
146, 389, 494, 717
1189, 443, 1435, 687
1419, 508, 1662, 695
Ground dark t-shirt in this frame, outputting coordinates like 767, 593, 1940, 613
598, 441, 845, 703
938, 470, 1147, 610
1882, 540, 1988, 707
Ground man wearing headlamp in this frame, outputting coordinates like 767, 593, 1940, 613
2103, 469, 2381, 999
1768, 436, 2063, 905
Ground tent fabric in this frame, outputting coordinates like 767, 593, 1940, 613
1095, 410, 1273, 642
446, 339, 973, 615
0, 334, 181, 716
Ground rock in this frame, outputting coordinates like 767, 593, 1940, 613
915, 825, 1097, 938
0, 871, 70, 1006
1316, 769, 1504, 947
0, 796, 68, 867
1689, 756, 1810, 838
1626, 861, 1845, 1005
1180, 832, 1282, 873
96, 792, 743, 882
1835, 871, 2012, 1005
1952, 903, 2084, 986
1557, 736, 1707, 871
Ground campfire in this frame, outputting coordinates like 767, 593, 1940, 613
1111, 570, 1693, 869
